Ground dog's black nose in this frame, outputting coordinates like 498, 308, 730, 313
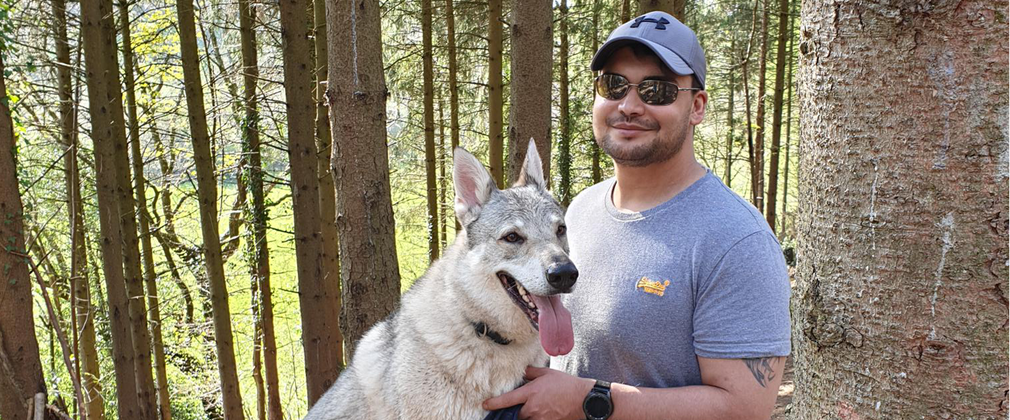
547, 262, 578, 292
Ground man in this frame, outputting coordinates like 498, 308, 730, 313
484, 11, 791, 420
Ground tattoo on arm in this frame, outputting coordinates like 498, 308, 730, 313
743, 357, 779, 388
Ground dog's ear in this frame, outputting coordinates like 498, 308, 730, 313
453, 147, 497, 226
515, 138, 545, 189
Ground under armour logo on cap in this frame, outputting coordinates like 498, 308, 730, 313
630, 16, 670, 30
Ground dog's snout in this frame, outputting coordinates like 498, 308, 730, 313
547, 262, 578, 292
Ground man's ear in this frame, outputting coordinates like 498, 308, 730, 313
515, 138, 544, 189
453, 147, 497, 226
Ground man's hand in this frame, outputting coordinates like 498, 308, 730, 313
483, 366, 595, 420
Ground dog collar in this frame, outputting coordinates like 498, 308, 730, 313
471, 321, 512, 345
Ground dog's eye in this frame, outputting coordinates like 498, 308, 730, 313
502, 232, 524, 244
556, 225, 566, 236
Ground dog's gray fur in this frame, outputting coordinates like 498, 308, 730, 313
305, 141, 575, 420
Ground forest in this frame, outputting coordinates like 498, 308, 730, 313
0, 0, 1005, 418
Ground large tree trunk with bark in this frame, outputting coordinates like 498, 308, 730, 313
0, 53, 47, 420
325, 0, 401, 364
507, 0, 553, 185
791, 0, 1009, 417
79, 0, 144, 415
51, 0, 103, 416
239, 0, 283, 417
175, 0, 246, 416
488, 0, 505, 188
638, 0, 686, 20
278, 0, 342, 405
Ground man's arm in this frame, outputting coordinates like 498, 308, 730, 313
483, 356, 785, 420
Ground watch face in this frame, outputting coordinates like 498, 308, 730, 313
585, 394, 612, 417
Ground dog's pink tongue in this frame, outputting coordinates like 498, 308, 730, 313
530, 295, 574, 356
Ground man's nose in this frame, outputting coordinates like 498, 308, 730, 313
617, 88, 645, 118
546, 261, 578, 292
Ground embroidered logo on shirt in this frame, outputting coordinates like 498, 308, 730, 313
636, 277, 671, 297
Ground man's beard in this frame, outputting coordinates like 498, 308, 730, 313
596, 112, 691, 167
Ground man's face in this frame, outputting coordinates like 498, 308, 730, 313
592, 47, 705, 168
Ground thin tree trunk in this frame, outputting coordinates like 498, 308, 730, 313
175, 0, 246, 415
638, 0, 685, 20
621, 0, 631, 22
725, 38, 735, 188
0, 53, 47, 420
52, 0, 103, 416
779, 0, 795, 239
488, 0, 505, 188
753, 0, 769, 214
558, 1, 571, 204
423, 0, 439, 261
764, 0, 789, 233
438, 97, 447, 249
79, 0, 143, 415
792, 0, 1008, 417
325, 0, 401, 362
239, 0, 283, 416
742, 0, 759, 206
279, 0, 341, 405
592, 0, 602, 184
313, 0, 343, 372
445, 0, 461, 231
118, 2, 167, 417
507, 0, 553, 185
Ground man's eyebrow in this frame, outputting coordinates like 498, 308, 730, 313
643, 75, 673, 81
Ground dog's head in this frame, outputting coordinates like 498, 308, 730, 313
451, 140, 576, 356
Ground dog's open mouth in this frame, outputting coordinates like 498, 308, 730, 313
496, 271, 574, 356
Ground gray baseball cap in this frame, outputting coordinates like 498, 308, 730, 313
591, 11, 707, 89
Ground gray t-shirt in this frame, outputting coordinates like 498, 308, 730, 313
550, 172, 790, 388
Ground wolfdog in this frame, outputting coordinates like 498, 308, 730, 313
304, 141, 578, 420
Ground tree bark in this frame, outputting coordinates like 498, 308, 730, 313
488, 0, 505, 188
592, 0, 602, 184
325, 0, 402, 362
279, 0, 342, 405
117, 2, 165, 417
79, 0, 144, 415
724, 38, 735, 189
175, 0, 246, 415
752, 0, 768, 213
51, 0, 104, 416
779, 0, 795, 238
239, 0, 283, 417
445, 0, 461, 231
764, 0, 789, 233
0, 53, 47, 420
792, 0, 1009, 417
423, 0, 439, 261
507, 0, 553, 185
557, 1, 571, 204
314, 0, 343, 372
638, 0, 685, 20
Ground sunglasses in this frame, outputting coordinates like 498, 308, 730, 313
594, 73, 701, 106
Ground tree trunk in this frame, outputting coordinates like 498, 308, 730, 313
742, 0, 759, 205
325, 0, 401, 362
792, 0, 1009, 417
724, 38, 735, 189
557, 1, 571, 204
0, 53, 47, 420
764, 0, 788, 233
240, 0, 283, 417
314, 0, 343, 372
779, 0, 795, 239
507, 0, 553, 185
118, 2, 166, 417
621, 0, 631, 22
79, 0, 143, 415
422, 0, 439, 261
279, 0, 342, 405
438, 97, 448, 249
591, 0, 602, 184
488, 0, 505, 188
445, 0, 461, 231
175, 0, 246, 415
752, 0, 768, 213
51, 0, 104, 416
638, 0, 685, 20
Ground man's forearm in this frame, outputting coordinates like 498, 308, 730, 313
609, 383, 762, 420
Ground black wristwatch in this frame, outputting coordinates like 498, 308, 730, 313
582, 379, 613, 420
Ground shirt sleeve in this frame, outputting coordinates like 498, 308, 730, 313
692, 231, 791, 359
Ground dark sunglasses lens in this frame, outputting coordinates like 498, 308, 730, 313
639, 81, 676, 105
596, 74, 629, 100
